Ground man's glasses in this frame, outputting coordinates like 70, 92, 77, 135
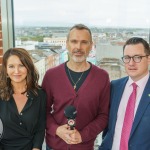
122, 55, 149, 63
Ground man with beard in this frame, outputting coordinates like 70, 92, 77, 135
42, 24, 110, 150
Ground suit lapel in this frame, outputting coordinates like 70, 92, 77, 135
111, 78, 128, 131
130, 76, 150, 137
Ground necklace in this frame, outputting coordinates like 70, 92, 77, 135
67, 68, 84, 90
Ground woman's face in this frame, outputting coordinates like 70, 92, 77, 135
6, 55, 27, 85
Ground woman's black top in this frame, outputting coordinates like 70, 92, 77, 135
0, 88, 46, 150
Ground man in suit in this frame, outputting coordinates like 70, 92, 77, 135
99, 37, 150, 150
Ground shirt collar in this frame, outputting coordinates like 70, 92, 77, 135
128, 72, 150, 88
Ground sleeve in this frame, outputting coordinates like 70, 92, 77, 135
80, 74, 110, 142
42, 72, 59, 137
32, 90, 46, 149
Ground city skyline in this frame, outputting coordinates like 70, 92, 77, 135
14, 0, 150, 28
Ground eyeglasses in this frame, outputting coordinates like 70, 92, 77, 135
122, 55, 149, 63
69, 40, 91, 46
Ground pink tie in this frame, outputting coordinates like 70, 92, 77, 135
120, 83, 137, 150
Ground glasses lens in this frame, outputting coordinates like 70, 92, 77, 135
122, 56, 130, 63
133, 56, 141, 63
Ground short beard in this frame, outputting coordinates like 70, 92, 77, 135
68, 50, 88, 63
72, 55, 87, 63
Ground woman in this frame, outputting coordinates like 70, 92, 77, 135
0, 48, 46, 150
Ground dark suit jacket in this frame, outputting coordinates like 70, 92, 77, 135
99, 76, 150, 150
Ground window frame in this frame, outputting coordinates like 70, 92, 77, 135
1, 0, 14, 52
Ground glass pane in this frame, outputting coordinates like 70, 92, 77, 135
13, 0, 150, 148
13, 0, 150, 81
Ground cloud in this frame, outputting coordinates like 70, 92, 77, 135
14, 0, 150, 27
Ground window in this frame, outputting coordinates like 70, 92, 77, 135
13, 0, 150, 83
1, 0, 150, 148
1, 0, 14, 51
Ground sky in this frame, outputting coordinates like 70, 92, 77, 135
14, 0, 150, 28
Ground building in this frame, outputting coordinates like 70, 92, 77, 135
35, 42, 62, 50
96, 42, 123, 62
33, 57, 46, 85
44, 37, 67, 49
99, 58, 126, 80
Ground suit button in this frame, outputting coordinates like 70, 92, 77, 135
129, 144, 132, 147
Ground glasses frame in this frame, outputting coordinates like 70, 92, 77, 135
121, 55, 149, 64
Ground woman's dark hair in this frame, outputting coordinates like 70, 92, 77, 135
0, 48, 39, 100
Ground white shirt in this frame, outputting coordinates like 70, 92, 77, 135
112, 73, 149, 150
